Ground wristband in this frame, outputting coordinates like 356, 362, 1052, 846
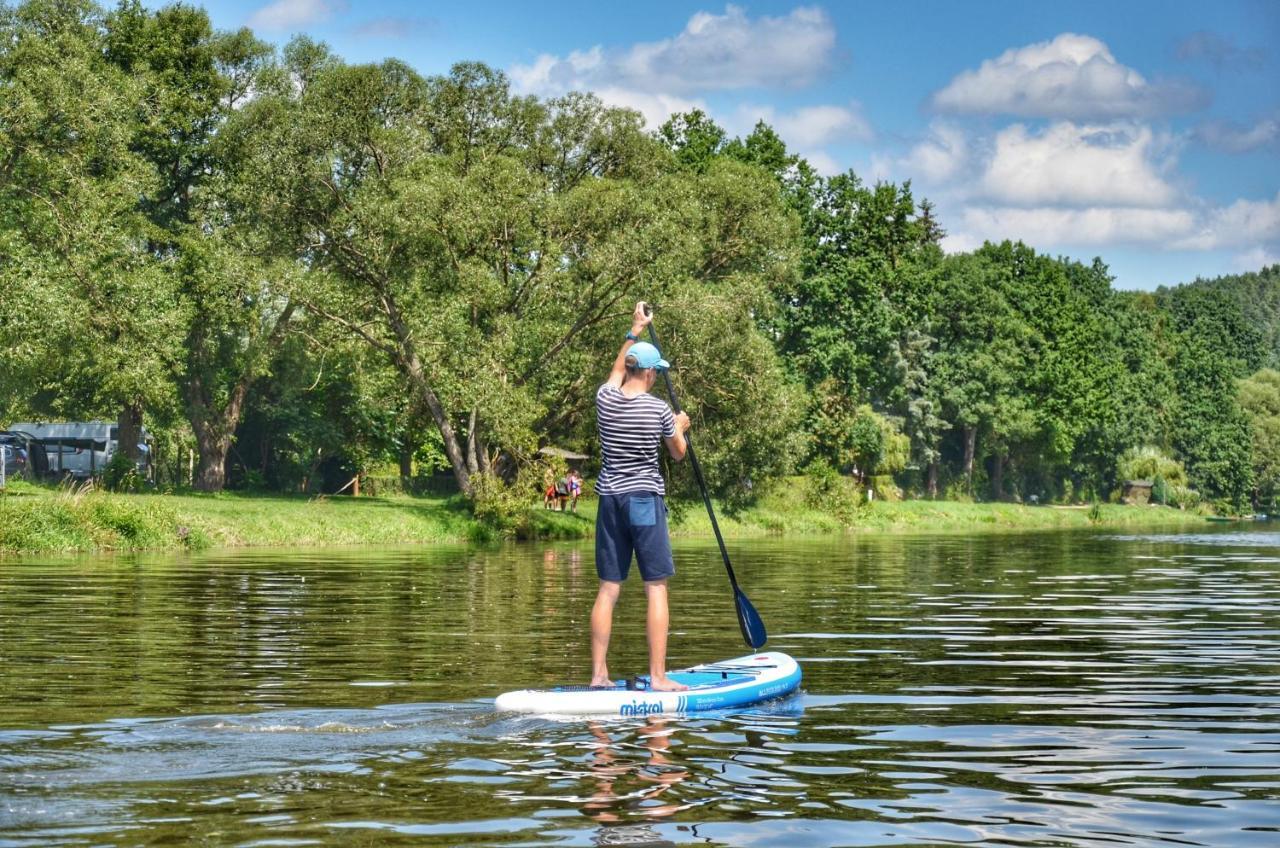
625, 331, 640, 341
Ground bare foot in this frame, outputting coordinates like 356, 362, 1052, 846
647, 676, 688, 692
589, 674, 612, 689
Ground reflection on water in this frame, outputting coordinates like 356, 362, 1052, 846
2, 531, 1279, 846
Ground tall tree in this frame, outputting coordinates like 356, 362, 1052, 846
0, 0, 182, 437
229, 55, 801, 499
103, 1, 291, 489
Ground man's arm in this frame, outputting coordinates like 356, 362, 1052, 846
606, 301, 652, 388
664, 412, 691, 461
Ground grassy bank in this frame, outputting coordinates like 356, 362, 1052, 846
0, 478, 1208, 557
0, 481, 589, 555
670, 496, 1205, 537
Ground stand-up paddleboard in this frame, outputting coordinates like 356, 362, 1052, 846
494, 651, 801, 716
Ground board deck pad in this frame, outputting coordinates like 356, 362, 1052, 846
494, 651, 801, 716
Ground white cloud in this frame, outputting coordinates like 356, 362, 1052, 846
1173, 192, 1280, 250
248, 0, 346, 32
801, 150, 842, 177
589, 87, 706, 129
931, 33, 1206, 119
732, 103, 872, 147
1193, 117, 1279, 154
510, 5, 836, 100
980, 122, 1179, 208
952, 206, 1197, 248
899, 121, 969, 185
1233, 247, 1280, 271
941, 192, 1280, 258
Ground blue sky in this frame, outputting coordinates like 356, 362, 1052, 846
190, 0, 1278, 290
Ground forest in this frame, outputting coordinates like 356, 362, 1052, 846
3, 0, 1279, 515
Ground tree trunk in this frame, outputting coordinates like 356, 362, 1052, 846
926, 461, 939, 499
399, 443, 414, 488
992, 454, 1004, 501
380, 291, 473, 496
184, 301, 295, 493
963, 425, 976, 495
117, 401, 144, 463
466, 409, 480, 476
193, 429, 231, 492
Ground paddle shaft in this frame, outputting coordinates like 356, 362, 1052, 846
643, 323, 743, 592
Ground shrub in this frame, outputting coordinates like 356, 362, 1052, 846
1116, 447, 1187, 487
868, 474, 901, 502
102, 452, 142, 493
801, 459, 860, 524
1167, 484, 1201, 510
1152, 475, 1171, 506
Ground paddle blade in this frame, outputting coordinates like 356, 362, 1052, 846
735, 588, 768, 649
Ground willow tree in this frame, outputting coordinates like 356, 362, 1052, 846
0, 0, 183, 436
228, 49, 801, 499
103, 1, 294, 490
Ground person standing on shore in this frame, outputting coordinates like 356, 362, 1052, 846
590, 301, 691, 691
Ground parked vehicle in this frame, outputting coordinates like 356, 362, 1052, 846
7, 421, 150, 481
0, 430, 45, 481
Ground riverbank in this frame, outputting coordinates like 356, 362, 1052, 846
0, 479, 1211, 556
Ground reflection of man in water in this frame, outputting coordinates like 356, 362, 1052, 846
584, 718, 687, 847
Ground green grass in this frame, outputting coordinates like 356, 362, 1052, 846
668, 490, 1204, 537
0, 478, 1204, 557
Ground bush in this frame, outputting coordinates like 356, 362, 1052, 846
1116, 447, 1187, 487
868, 474, 901, 502
469, 461, 567, 538
102, 452, 143, 493
1152, 475, 1170, 506
801, 460, 860, 524
1167, 484, 1201, 510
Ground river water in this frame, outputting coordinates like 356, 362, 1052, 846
1, 529, 1278, 847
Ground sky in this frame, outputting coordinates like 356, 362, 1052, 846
187, 0, 1279, 290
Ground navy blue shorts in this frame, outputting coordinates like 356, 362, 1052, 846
595, 492, 674, 583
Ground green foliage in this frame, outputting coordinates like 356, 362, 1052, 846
1152, 475, 1171, 506
2, 1, 1277, 519
1172, 333, 1254, 509
799, 459, 861, 525
102, 451, 142, 493
1116, 447, 1187, 487
1238, 368, 1280, 510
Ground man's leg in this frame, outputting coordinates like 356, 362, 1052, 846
644, 579, 686, 692
590, 580, 622, 687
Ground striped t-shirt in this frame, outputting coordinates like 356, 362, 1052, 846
595, 383, 676, 495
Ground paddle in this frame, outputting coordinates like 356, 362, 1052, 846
642, 305, 767, 650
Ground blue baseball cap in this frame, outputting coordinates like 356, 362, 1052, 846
628, 341, 669, 370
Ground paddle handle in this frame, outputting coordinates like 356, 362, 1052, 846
642, 320, 742, 592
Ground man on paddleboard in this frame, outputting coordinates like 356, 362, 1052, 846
590, 301, 691, 692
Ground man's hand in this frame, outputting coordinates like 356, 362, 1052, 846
632, 301, 652, 334
666, 411, 691, 461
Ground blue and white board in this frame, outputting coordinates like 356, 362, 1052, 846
494, 651, 801, 716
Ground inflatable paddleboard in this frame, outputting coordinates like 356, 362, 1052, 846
494, 651, 801, 716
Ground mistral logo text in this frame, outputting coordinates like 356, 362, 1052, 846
618, 699, 665, 717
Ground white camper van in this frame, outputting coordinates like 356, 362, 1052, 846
9, 421, 151, 481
